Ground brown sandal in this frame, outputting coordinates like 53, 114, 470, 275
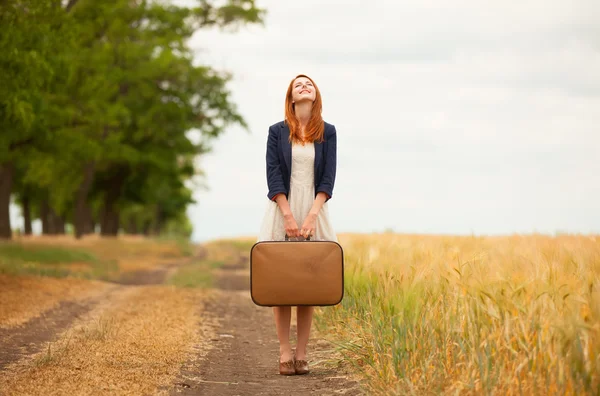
294, 359, 309, 375
279, 357, 296, 376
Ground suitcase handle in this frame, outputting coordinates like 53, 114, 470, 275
285, 234, 312, 241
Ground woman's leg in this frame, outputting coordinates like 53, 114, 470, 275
295, 306, 314, 360
273, 307, 293, 362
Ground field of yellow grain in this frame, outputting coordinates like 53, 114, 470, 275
315, 233, 600, 395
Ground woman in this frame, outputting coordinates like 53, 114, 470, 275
257, 74, 338, 376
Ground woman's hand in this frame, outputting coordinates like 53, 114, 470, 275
300, 213, 317, 239
284, 213, 300, 238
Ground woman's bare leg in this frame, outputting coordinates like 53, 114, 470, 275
273, 307, 293, 362
295, 306, 314, 360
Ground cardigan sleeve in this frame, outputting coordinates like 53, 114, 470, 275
266, 126, 287, 201
315, 125, 337, 202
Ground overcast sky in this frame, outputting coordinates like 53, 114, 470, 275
183, 0, 600, 242
11, 0, 600, 241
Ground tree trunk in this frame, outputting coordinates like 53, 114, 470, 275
88, 217, 96, 234
65, 0, 80, 12
74, 162, 96, 239
40, 199, 65, 235
46, 206, 59, 234
125, 215, 138, 234
142, 219, 151, 236
47, 207, 56, 234
131, 217, 138, 234
124, 218, 133, 234
22, 195, 32, 235
153, 206, 165, 236
101, 207, 119, 236
100, 169, 127, 237
41, 199, 50, 234
52, 210, 65, 235
82, 205, 94, 235
96, 206, 104, 234
0, 162, 13, 239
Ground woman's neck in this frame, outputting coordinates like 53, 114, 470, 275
295, 102, 312, 128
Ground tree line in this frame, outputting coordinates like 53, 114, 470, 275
0, 0, 263, 240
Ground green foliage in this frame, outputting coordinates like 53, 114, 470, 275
0, 0, 265, 239
0, 1, 58, 141
163, 215, 195, 240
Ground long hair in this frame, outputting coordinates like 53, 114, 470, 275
284, 74, 325, 143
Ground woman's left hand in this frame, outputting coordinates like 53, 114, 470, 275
300, 213, 317, 239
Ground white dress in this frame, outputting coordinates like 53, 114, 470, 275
257, 141, 338, 242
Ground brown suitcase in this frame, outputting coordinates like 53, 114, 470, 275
250, 236, 344, 307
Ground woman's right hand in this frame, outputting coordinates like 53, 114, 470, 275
283, 213, 300, 237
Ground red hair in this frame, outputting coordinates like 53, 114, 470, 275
284, 74, 325, 144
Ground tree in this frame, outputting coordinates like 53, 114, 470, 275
0, 0, 63, 238
1, 0, 265, 240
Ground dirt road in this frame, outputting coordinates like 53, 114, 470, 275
0, 242, 363, 395
169, 259, 363, 396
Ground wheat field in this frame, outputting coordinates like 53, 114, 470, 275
315, 233, 600, 395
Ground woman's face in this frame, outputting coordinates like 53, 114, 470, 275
291, 76, 316, 104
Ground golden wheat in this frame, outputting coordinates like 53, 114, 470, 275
315, 233, 600, 395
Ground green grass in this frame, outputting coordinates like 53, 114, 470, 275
0, 243, 98, 264
0, 242, 118, 280
166, 259, 224, 289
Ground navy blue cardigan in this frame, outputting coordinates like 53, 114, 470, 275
266, 120, 337, 202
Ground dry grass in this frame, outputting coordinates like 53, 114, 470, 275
201, 239, 250, 263
0, 285, 213, 396
0, 236, 196, 329
12, 234, 194, 274
0, 235, 223, 395
0, 274, 113, 329
315, 233, 600, 395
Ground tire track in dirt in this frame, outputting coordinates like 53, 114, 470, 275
167, 254, 363, 396
112, 262, 181, 286
0, 260, 184, 372
0, 284, 122, 371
